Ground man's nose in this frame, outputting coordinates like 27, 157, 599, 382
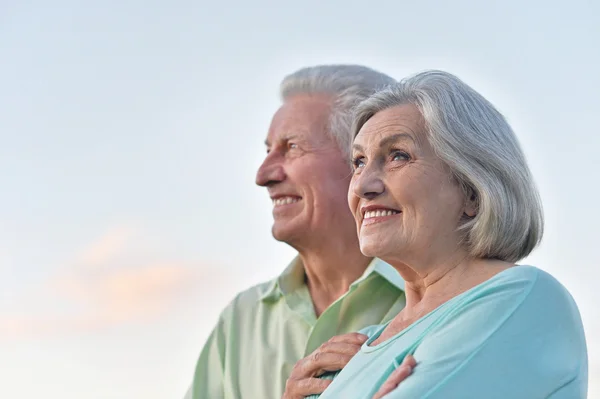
256, 152, 286, 187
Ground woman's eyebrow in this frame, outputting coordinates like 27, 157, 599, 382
352, 133, 415, 152
379, 133, 415, 147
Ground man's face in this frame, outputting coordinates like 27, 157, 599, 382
256, 94, 354, 247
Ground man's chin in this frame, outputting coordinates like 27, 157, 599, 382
271, 227, 290, 243
271, 224, 302, 244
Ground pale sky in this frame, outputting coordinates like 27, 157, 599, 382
1, 1, 598, 398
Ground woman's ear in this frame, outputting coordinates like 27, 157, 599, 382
464, 188, 478, 218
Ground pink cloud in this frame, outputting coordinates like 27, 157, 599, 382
0, 226, 231, 340
73, 225, 136, 268
0, 262, 206, 339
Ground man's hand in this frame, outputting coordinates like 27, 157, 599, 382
282, 333, 368, 399
371, 354, 417, 399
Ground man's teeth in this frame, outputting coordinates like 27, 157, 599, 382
364, 210, 399, 219
273, 197, 300, 206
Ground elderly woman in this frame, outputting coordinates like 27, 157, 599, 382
288, 71, 588, 399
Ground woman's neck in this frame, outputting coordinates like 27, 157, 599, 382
387, 256, 512, 332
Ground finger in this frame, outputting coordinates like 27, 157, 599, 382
300, 352, 355, 376
289, 377, 333, 396
371, 363, 414, 399
327, 333, 369, 345
318, 341, 363, 357
403, 354, 417, 368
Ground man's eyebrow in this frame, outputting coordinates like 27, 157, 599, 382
264, 134, 301, 146
352, 133, 415, 152
352, 142, 364, 152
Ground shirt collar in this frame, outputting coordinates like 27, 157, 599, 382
260, 256, 404, 302
352, 257, 405, 290
260, 256, 305, 302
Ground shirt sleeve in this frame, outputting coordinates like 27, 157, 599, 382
189, 313, 228, 399
383, 269, 587, 399
546, 376, 587, 399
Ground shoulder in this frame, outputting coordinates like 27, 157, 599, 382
478, 265, 581, 318
216, 277, 279, 326
521, 265, 580, 307
460, 265, 576, 308
510, 266, 587, 359
233, 278, 277, 305
446, 265, 584, 332
430, 265, 586, 372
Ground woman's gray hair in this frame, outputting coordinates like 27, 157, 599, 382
352, 70, 543, 262
280, 65, 396, 158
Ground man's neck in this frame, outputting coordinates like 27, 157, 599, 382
298, 241, 372, 318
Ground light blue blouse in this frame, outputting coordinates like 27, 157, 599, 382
310, 265, 587, 398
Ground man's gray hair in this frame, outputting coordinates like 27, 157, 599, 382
280, 65, 396, 157
352, 70, 544, 262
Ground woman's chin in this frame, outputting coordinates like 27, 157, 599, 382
359, 240, 389, 258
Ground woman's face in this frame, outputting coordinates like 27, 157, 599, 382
348, 104, 475, 264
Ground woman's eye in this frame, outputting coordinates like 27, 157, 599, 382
391, 151, 410, 162
288, 142, 298, 150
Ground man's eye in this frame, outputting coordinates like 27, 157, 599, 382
288, 142, 298, 149
352, 157, 365, 170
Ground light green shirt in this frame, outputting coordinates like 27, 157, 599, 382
185, 257, 405, 399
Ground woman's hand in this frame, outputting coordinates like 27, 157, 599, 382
371, 354, 417, 399
282, 333, 368, 399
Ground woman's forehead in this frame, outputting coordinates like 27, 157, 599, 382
355, 104, 425, 147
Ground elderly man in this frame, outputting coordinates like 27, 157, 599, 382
185, 65, 405, 399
